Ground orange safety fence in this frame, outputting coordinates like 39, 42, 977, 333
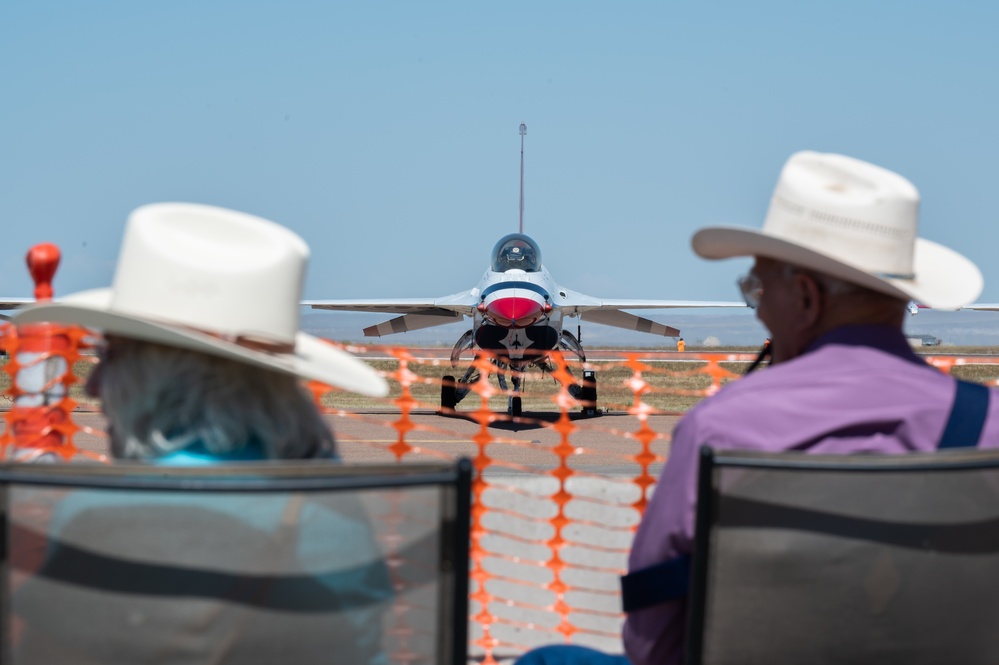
4, 323, 999, 662
311, 345, 757, 661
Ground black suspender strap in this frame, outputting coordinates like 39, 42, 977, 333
938, 380, 990, 449
619, 554, 690, 613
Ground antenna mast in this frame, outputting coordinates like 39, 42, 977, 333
519, 122, 526, 234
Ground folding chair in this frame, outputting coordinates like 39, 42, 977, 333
0, 458, 471, 665
687, 446, 999, 665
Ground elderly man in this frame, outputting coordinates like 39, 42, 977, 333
517, 151, 999, 665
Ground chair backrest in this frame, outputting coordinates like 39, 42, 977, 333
686, 446, 999, 665
1, 458, 471, 665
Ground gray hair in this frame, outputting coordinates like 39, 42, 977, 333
96, 338, 337, 461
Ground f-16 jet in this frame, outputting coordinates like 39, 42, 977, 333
305, 232, 745, 415
305, 125, 748, 415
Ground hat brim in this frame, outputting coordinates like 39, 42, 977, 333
11, 289, 389, 398
692, 226, 983, 310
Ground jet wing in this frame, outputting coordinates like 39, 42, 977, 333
556, 289, 747, 314
361, 312, 465, 337
911, 303, 999, 312
303, 291, 478, 337
0, 298, 36, 320
303, 290, 478, 317
0, 298, 34, 311
559, 291, 745, 337
580, 310, 680, 337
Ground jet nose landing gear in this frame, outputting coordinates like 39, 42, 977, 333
440, 358, 599, 418
508, 396, 522, 418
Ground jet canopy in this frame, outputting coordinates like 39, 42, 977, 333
491, 234, 542, 273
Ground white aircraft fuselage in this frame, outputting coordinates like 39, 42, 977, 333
469, 236, 563, 364
302, 123, 750, 414
304, 231, 747, 414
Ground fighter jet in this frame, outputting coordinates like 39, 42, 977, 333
304, 232, 744, 415
304, 124, 746, 415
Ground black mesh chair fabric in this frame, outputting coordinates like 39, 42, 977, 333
0, 459, 471, 665
687, 447, 999, 665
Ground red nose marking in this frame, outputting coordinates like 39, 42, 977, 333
486, 297, 544, 328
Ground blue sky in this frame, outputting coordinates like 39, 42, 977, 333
2, 1, 997, 315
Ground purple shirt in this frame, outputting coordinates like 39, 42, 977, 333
623, 325, 999, 665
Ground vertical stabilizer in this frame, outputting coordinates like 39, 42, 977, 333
519, 123, 527, 233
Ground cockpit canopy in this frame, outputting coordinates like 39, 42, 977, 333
491, 234, 542, 273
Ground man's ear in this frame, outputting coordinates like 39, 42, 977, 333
793, 272, 824, 331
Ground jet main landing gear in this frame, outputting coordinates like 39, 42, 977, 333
579, 369, 597, 416
441, 375, 457, 412
440, 363, 599, 418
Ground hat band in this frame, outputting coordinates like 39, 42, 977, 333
876, 271, 915, 280
192, 327, 296, 355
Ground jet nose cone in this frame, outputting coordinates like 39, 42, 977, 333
486, 297, 545, 328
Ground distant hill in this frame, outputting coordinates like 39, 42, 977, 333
302, 308, 999, 348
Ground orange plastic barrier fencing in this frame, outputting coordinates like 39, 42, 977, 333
0, 322, 105, 462
3, 326, 999, 662
307, 345, 999, 661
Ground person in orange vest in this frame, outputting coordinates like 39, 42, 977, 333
676, 338, 685, 352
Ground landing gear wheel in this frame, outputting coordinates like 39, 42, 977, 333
511, 396, 522, 418
441, 375, 457, 411
581, 369, 598, 416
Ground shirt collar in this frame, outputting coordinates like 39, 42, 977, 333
806, 325, 926, 366
155, 438, 268, 465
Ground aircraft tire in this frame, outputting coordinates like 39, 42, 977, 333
441, 375, 457, 411
581, 369, 597, 416
511, 396, 522, 418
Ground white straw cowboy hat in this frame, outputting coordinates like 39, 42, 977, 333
12, 203, 389, 397
692, 151, 983, 310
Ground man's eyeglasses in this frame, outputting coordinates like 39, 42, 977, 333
737, 273, 763, 309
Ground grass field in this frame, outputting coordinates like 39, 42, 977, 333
314, 358, 734, 413
3, 347, 999, 414
316, 352, 999, 413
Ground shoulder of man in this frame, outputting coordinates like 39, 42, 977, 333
673, 350, 846, 441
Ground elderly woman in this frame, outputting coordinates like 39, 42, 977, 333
90, 334, 341, 462
16, 201, 387, 461
11, 203, 391, 664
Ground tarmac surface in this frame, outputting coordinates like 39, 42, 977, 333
65, 409, 681, 474
0, 347, 718, 660
61, 407, 678, 659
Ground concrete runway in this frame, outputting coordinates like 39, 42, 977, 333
66, 409, 680, 474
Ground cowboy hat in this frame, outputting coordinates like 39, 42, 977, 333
691, 151, 982, 310
12, 203, 389, 397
